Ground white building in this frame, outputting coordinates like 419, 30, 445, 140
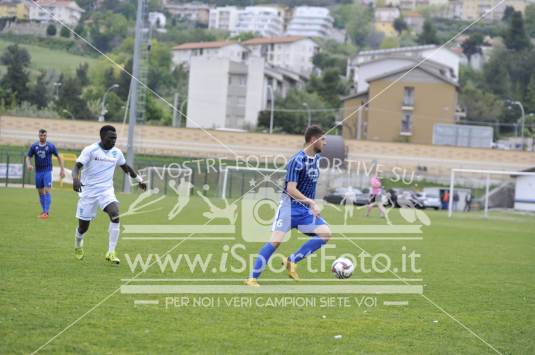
209, 6, 241, 32
187, 56, 305, 130
513, 168, 535, 211
148, 12, 166, 28
29, 0, 84, 26
374, 7, 400, 22
286, 6, 334, 38
172, 41, 248, 68
163, 1, 211, 24
347, 45, 460, 90
234, 6, 284, 37
243, 36, 319, 77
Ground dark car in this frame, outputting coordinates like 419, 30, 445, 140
323, 187, 363, 205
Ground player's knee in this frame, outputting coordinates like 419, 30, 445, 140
110, 215, 120, 223
78, 223, 89, 234
270, 241, 281, 248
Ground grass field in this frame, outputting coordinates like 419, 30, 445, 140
1, 187, 534, 354
0, 39, 99, 76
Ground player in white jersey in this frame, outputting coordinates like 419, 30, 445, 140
71, 125, 146, 264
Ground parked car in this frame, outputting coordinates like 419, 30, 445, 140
396, 190, 425, 209
421, 188, 441, 210
323, 187, 363, 205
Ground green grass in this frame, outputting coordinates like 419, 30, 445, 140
1, 187, 534, 354
0, 39, 99, 76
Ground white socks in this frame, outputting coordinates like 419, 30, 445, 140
108, 222, 120, 253
75, 228, 84, 248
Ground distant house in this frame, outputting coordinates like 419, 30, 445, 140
286, 6, 334, 38
148, 12, 166, 28
163, 1, 211, 25
347, 45, 460, 86
171, 41, 248, 68
0, 1, 29, 20
341, 63, 459, 144
186, 56, 306, 130
29, 0, 84, 26
403, 11, 424, 33
243, 36, 318, 77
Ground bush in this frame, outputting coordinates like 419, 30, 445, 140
60, 26, 70, 38
46, 24, 57, 36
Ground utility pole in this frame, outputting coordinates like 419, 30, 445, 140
267, 85, 274, 134
124, 0, 144, 193
172, 92, 180, 127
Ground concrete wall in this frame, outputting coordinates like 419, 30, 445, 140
1, 116, 534, 177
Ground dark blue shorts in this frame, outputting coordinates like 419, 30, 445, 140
35, 171, 52, 189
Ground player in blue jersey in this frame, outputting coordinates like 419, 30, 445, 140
26, 129, 65, 219
245, 125, 331, 286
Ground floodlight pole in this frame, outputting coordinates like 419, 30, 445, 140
124, 0, 144, 193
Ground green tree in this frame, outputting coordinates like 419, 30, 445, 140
393, 17, 408, 35
30, 70, 50, 109
461, 32, 484, 64
0, 44, 31, 104
60, 26, 70, 38
417, 20, 440, 45
483, 48, 511, 98
306, 68, 349, 108
76, 63, 90, 87
460, 83, 504, 123
504, 11, 531, 51
524, 75, 535, 113
46, 24, 57, 36
345, 4, 374, 47
89, 11, 128, 52
502, 6, 515, 24
257, 89, 335, 134
56, 75, 92, 119
525, 4, 535, 38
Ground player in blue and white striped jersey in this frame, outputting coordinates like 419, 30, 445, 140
245, 126, 332, 286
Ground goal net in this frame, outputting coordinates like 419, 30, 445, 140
448, 168, 535, 218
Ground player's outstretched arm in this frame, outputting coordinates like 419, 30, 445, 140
72, 162, 83, 192
120, 164, 147, 191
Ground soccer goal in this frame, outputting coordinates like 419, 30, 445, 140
448, 168, 535, 218
220, 166, 287, 199
138, 166, 193, 195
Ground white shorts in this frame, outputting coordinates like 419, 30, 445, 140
76, 188, 119, 221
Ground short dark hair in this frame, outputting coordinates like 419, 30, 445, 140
304, 125, 324, 143
39, 128, 47, 134
100, 125, 116, 138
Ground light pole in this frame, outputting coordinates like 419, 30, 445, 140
53, 82, 62, 100
506, 100, 526, 151
63, 109, 74, 120
266, 85, 274, 134
302, 102, 311, 127
99, 84, 119, 122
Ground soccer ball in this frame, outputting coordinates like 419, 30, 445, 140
331, 257, 355, 279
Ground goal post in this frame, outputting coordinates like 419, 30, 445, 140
448, 168, 535, 218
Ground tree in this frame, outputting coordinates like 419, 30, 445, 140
0, 44, 31, 104
483, 49, 511, 98
393, 17, 408, 35
306, 68, 349, 108
56, 75, 92, 119
89, 11, 128, 52
257, 89, 335, 134
60, 26, 71, 38
502, 6, 515, 24
525, 4, 535, 38
460, 83, 504, 123
524, 75, 535, 114
46, 24, 57, 36
504, 11, 531, 51
417, 20, 440, 45
76, 63, 90, 87
30, 70, 50, 109
344, 4, 374, 47
461, 33, 484, 64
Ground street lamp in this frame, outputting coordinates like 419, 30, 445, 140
266, 85, 275, 134
99, 84, 120, 122
63, 109, 74, 120
506, 100, 526, 151
302, 102, 311, 127
53, 82, 62, 100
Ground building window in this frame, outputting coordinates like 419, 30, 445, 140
401, 112, 413, 135
403, 87, 414, 106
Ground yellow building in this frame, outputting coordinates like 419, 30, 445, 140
341, 64, 459, 145
0, 2, 29, 20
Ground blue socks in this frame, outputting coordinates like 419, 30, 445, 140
45, 193, 51, 213
39, 194, 46, 212
251, 243, 276, 279
289, 237, 327, 263
39, 193, 51, 213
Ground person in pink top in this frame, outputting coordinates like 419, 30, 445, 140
366, 175, 385, 217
